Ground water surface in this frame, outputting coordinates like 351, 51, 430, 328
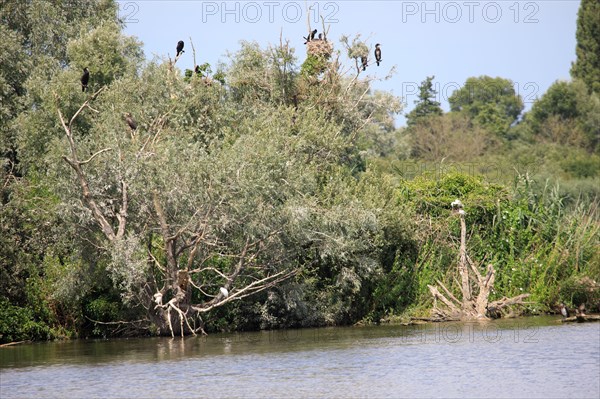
1, 316, 599, 398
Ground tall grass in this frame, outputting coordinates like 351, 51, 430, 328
386, 172, 600, 317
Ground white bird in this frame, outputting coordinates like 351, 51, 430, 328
153, 292, 163, 306
451, 199, 463, 208
219, 287, 229, 298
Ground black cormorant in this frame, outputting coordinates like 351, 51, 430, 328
304, 29, 317, 44
361, 56, 368, 71
375, 43, 382, 66
176, 40, 185, 57
81, 67, 89, 92
485, 304, 501, 319
124, 113, 137, 131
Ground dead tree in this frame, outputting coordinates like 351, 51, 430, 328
426, 200, 531, 321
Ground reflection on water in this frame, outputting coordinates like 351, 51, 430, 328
1, 317, 599, 398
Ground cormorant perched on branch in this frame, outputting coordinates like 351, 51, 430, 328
304, 29, 317, 44
176, 40, 185, 57
124, 113, 137, 131
375, 44, 382, 66
81, 67, 89, 92
361, 56, 368, 71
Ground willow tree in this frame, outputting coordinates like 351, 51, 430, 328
25, 14, 403, 336
54, 84, 318, 336
1, 0, 128, 340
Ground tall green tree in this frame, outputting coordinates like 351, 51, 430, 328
570, 0, 600, 94
0, 0, 126, 343
526, 80, 600, 151
405, 76, 443, 127
0, 0, 119, 173
448, 76, 524, 135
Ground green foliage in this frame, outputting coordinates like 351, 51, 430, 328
341, 35, 369, 60
300, 54, 329, 77
400, 172, 508, 220
530, 81, 579, 123
372, 170, 600, 318
227, 40, 297, 104
562, 154, 600, 178
571, 0, 600, 94
0, 298, 64, 343
1, 0, 119, 63
405, 112, 496, 161
11, 17, 405, 336
184, 62, 226, 85
559, 276, 600, 309
67, 22, 143, 90
449, 75, 524, 135
526, 79, 599, 151
0, 23, 31, 161
1, 0, 120, 175
405, 75, 443, 127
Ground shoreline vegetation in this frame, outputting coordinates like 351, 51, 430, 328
1, 0, 599, 343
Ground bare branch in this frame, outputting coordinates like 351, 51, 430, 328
194, 268, 298, 313
189, 266, 229, 280
80, 148, 112, 165
115, 180, 128, 240
490, 294, 532, 309
427, 285, 460, 312
148, 251, 166, 273
190, 36, 198, 71
68, 87, 106, 130
56, 88, 118, 242
435, 279, 462, 307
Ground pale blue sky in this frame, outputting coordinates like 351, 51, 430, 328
117, 0, 581, 126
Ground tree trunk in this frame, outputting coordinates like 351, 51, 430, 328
425, 201, 531, 322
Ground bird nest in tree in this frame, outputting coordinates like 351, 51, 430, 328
307, 40, 333, 58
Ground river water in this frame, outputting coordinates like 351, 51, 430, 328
1, 316, 599, 398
